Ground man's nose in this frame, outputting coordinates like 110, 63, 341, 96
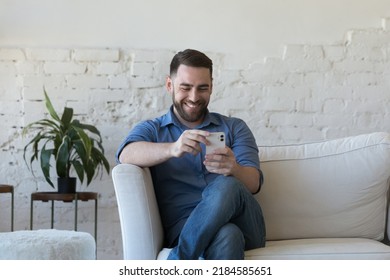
187, 89, 200, 102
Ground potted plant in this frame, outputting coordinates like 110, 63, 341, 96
23, 90, 110, 193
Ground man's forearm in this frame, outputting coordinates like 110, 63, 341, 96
118, 141, 174, 167
231, 165, 261, 194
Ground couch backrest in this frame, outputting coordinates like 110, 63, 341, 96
256, 132, 390, 241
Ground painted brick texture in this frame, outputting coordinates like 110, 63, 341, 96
0, 19, 389, 259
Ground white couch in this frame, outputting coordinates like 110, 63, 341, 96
112, 132, 390, 260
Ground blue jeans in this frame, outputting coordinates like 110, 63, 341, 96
167, 176, 266, 260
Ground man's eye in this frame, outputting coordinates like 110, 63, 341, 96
180, 87, 191, 91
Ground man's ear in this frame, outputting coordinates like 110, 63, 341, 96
166, 76, 173, 93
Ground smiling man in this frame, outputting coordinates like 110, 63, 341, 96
116, 49, 266, 260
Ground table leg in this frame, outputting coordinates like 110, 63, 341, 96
94, 198, 98, 260
75, 194, 78, 231
51, 200, 54, 229
11, 188, 14, 231
94, 198, 98, 241
30, 196, 33, 230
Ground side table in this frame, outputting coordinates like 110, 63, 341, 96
0, 184, 14, 231
30, 192, 98, 241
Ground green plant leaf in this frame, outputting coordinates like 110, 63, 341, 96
92, 146, 110, 174
56, 136, 71, 178
23, 133, 41, 169
24, 118, 60, 131
44, 89, 60, 122
85, 160, 96, 185
40, 145, 55, 188
74, 127, 92, 158
61, 107, 73, 129
73, 120, 101, 137
71, 160, 84, 183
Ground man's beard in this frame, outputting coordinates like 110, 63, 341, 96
173, 97, 208, 124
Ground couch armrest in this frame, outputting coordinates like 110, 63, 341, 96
388, 186, 390, 242
112, 164, 164, 259
388, 208, 390, 242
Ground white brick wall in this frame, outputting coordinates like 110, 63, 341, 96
0, 18, 390, 259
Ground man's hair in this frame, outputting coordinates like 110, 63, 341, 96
170, 49, 213, 78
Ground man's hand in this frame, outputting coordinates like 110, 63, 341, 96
204, 147, 261, 193
170, 130, 210, 158
203, 147, 238, 176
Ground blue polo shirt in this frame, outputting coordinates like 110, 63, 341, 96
116, 106, 260, 246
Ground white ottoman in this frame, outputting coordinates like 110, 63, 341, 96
0, 229, 96, 260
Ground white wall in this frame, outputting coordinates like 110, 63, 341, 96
1, 0, 390, 62
1, 0, 390, 260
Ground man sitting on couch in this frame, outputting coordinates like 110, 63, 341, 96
116, 49, 265, 260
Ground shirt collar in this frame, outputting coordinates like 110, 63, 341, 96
161, 106, 221, 129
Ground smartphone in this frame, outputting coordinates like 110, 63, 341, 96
206, 132, 226, 154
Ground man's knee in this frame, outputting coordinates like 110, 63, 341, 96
203, 176, 246, 199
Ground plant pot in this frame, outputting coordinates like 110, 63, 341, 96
57, 177, 77, 193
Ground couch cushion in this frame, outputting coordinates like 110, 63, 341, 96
256, 132, 390, 241
158, 238, 390, 260
245, 238, 390, 260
